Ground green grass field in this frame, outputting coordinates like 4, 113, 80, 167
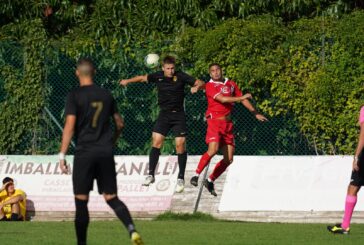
1, 217, 364, 245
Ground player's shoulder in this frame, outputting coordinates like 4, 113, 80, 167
149, 71, 164, 77
226, 79, 237, 85
0, 189, 6, 197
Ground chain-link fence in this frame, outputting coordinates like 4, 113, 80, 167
0, 42, 315, 155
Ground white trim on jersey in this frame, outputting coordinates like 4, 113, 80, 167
209, 77, 228, 85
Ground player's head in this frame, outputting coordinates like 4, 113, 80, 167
2, 177, 14, 193
76, 58, 95, 79
162, 56, 176, 78
209, 63, 223, 81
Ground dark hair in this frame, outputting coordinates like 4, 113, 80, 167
2, 177, 13, 185
163, 56, 176, 65
76, 58, 95, 76
209, 63, 221, 70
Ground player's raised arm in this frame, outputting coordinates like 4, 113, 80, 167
241, 98, 268, 122
214, 93, 252, 104
190, 79, 205, 93
119, 75, 148, 86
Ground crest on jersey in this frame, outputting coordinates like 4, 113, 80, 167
173, 76, 177, 82
221, 86, 231, 94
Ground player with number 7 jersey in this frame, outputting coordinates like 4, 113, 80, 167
65, 82, 116, 156
61, 58, 143, 245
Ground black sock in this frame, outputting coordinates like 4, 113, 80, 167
107, 197, 136, 236
10, 213, 19, 221
177, 152, 188, 180
75, 198, 89, 245
149, 147, 160, 177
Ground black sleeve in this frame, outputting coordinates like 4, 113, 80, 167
111, 96, 118, 115
178, 71, 196, 86
147, 72, 159, 83
65, 91, 77, 115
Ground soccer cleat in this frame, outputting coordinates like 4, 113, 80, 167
175, 179, 185, 193
327, 224, 350, 234
203, 179, 217, 197
142, 175, 155, 186
131, 231, 144, 245
190, 176, 199, 187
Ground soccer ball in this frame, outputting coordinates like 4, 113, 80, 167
144, 53, 160, 68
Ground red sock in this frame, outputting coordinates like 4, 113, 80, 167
209, 160, 230, 181
196, 152, 212, 174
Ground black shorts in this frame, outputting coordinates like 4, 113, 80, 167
349, 151, 364, 186
73, 156, 117, 195
153, 111, 187, 137
350, 169, 364, 186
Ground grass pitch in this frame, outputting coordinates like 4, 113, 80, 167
0, 214, 364, 244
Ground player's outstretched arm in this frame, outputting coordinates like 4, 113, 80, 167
353, 122, 364, 171
241, 99, 268, 122
119, 75, 148, 86
112, 113, 124, 145
59, 115, 76, 174
215, 93, 252, 104
190, 79, 205, 94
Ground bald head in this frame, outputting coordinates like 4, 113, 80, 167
76, 58, 95, 77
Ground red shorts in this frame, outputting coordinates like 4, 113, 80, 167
205, 119, 234, 146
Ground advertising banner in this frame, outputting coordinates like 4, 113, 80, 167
219, 156, 364, 211
0, 155, 178, 212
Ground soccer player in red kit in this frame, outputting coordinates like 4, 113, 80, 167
190, 63, 268, 196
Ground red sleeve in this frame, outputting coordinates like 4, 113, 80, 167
232, 81, 243, 97
205, 83, 221, 99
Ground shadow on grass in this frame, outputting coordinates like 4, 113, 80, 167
154, 211, 217, 222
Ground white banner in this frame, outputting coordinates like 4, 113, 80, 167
219, 156, 364, 211
0, 155, 178, 212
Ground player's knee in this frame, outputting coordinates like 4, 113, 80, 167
347, 184, 360, 196
223, 159, 233, 165
103, 193, 117, 202
207, 148, 218, 156
152, 141, 163, 148
175, 144, 185, 153
11, 202, 20, 213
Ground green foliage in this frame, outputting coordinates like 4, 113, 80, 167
174, 11, 364, 154
1, 1, 364, 155
0, 19, 47, 153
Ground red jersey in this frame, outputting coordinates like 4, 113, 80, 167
205, 78, 243, 118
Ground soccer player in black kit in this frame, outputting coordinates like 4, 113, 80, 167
59, 58, 143, 245
120, 56, 204, 193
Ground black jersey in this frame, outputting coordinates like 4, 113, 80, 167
65, 84, 117, 156
147, 71, 196, 111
